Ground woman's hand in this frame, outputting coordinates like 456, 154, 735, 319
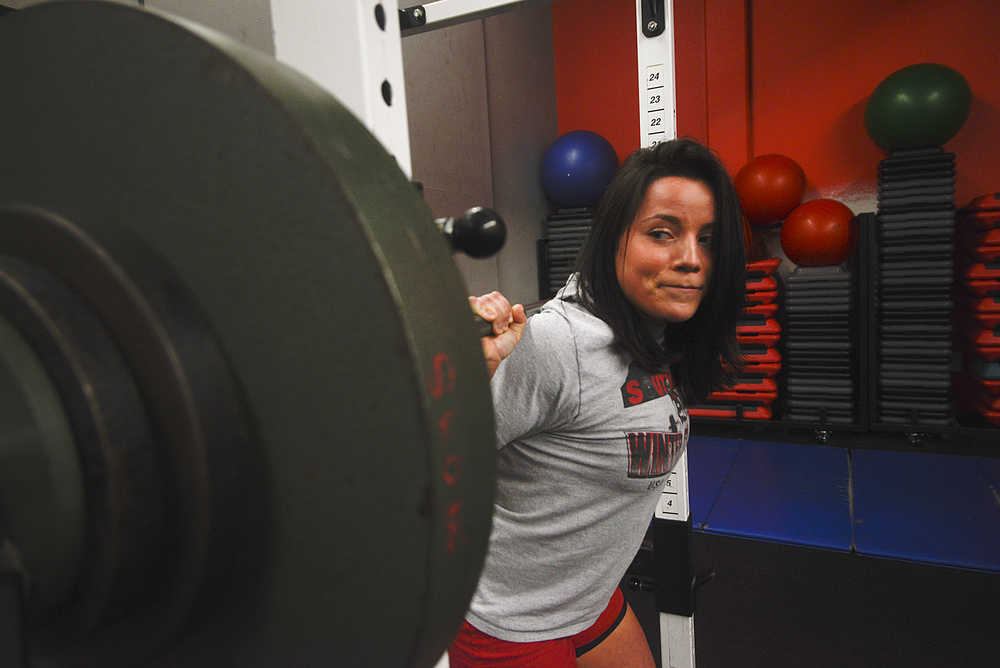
468, 291, 527, 377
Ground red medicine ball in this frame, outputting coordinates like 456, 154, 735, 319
780, 198, 855, 267
735, 154, 807, 227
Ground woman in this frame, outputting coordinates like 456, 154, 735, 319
462, 138, 746, 667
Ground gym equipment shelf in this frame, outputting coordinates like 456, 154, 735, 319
692, 211, 1000, 456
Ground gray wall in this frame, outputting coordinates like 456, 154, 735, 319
146, 0, 275, 53
403, 3, 558, 304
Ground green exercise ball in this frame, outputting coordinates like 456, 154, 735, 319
864, 63, 972, 151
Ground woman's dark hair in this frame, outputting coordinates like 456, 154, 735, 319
574, 138, 746, 404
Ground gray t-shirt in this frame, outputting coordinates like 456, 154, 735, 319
466, 279, 689, 642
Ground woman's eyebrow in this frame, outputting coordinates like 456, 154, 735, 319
646, 214, 681, 224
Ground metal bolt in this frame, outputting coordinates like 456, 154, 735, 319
647, 20, 659, 32
814, 428, 832, 444
413, 7, 424, 20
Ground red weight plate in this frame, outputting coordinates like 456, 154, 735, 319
746, 275, 778, 292
964, 192, 1000, 211
957, 234, 1000, 261
744, 290, 778, 305
729, 376, 778, 393
957, 226, 1000, 246
954, 290, 1000, 313
689, 404, 772, 420
706, 390, 778, 404
741, 362, 781, 377
964, 279, 1000, 297
965, 327, 1000, 347
958, 212, 1000, 229
959, 259, 1000, 281
744, 302, 779, 317
742, 347, 781, 365
736, 317, 782, 336
738, 332, 781, 347
974, 405, 1000, 425
746, 257, 781, 276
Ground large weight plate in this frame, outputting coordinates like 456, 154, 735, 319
0, 2, 495, 666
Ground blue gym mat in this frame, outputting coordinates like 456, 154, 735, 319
852, 449, 1000, 572
686, 436, 740, 528
696, 440, 852, 551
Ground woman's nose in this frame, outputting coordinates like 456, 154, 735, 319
675, 235, 703, 271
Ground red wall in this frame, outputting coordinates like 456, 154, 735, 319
552, 0, 1000, 209
551, 0, 638, 165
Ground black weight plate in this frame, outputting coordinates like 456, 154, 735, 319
878, 304, 952, 315
785, 341, 852, 351
0, 4, 495, 667
785, 397, 855, 410
878, 287, 952, 299
878, 312, 953, 323
880, 364, 952, 376
786, 356, 854, 367
880, 389, 952, 401
879, 183, 955, 195
878, 344, 952, 354
784, 333, 852, 343
786, 369, 853, 379
786, 383, 853, 396
878, 257, 954, 270
784, 275, 852, 287
784, 325, 852, 334
786, 411, 855, 425
784, 288, 852, 300
787, 377, 854, 387
878, 193, 954, 207
879, 230, 955, 243
878, 209, 955, 222
784, 306, 851, 316
878, 176, 956, 190
879, 325, 952, 337
785, 334, 852, 343
877, 414, 952, 426
784, 325, 851, 335
878, 399, 951, 411
879, 152, 955, 167
879, 247, 954, 260
879, 273, 954, 284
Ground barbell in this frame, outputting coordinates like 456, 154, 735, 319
0, 1, 498, 666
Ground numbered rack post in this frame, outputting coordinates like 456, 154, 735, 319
635, 5, 694, 665
636, 0, 676, 149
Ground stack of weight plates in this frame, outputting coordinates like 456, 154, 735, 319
782, 264, 855, 425
875, 147, 956, 426
953, 193, 1000, 426
690, 258, 780, 420
540, 207, 593, 297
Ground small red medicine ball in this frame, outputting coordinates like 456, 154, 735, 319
780, 198, 855, 267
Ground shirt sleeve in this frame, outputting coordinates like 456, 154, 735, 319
489, 310, 581, 448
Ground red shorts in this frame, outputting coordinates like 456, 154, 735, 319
447, 588, 627, 667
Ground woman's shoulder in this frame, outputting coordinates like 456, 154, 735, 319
516, 305, 576, 358
537, 298, 614, 349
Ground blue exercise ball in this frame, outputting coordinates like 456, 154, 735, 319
541, 130, 619, 208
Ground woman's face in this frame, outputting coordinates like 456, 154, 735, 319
615, 176, 715, 325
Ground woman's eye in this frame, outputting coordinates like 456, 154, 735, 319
698, 235, 713, 245
650, 230, 673, 240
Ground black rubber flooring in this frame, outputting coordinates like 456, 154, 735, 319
624, 531, 998, 667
